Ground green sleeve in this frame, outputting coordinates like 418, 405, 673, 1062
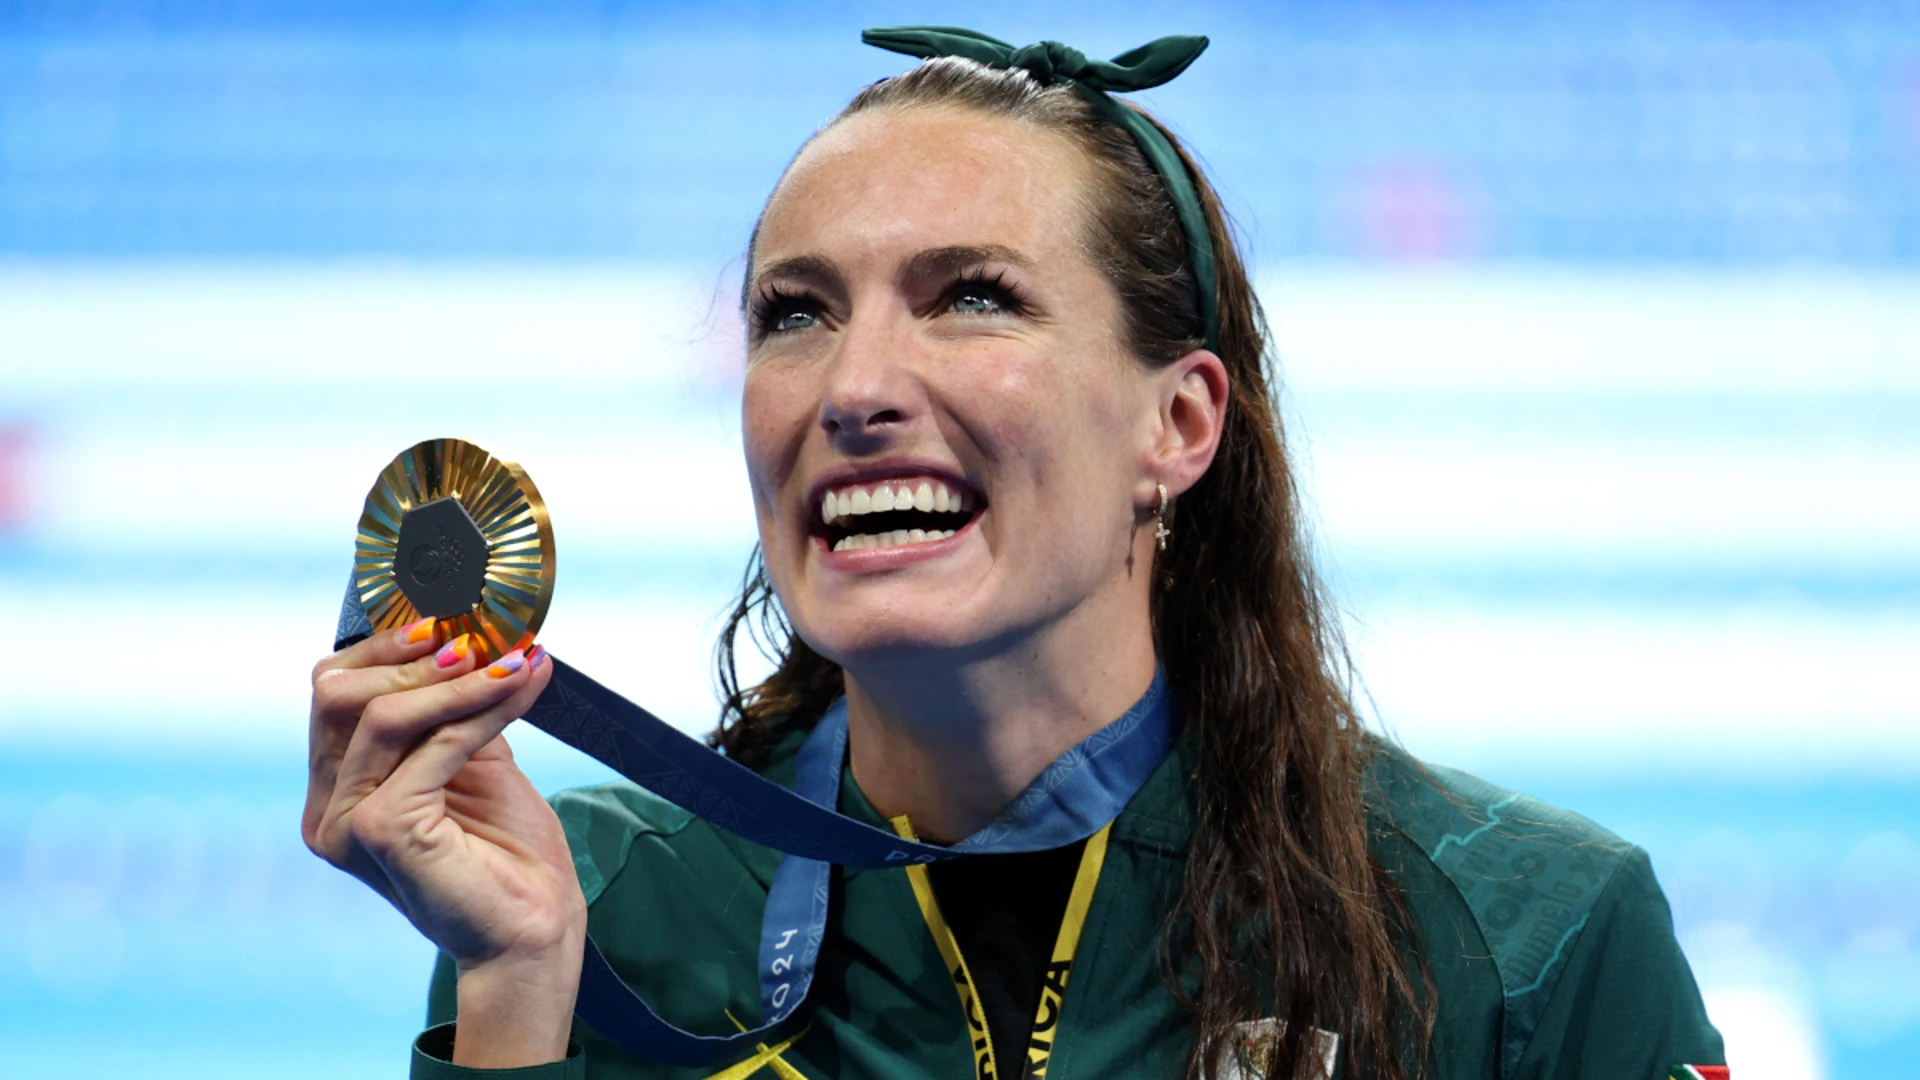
1510, 848, 1725, 1079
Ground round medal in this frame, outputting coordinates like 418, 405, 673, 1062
353, 438, 554, 663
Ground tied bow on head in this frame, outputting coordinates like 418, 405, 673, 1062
861, 25, 1219, 349
861, 26, 1208, 94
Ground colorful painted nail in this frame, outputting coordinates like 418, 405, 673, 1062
527, 644, 547, 672
435, 634, 472, 668
401, 617, 436, 645
487, 649, 527, 680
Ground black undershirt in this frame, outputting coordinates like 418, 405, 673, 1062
924, 838, 1089, 1075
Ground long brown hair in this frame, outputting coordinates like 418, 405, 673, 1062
712, 57, 1433, 1080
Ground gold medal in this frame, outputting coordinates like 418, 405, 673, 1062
353, 438, 554, 663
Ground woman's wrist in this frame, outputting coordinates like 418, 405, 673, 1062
451, 937, 585, 1068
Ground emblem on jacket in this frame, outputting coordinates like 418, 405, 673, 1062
1216, 1018, 1338, 1080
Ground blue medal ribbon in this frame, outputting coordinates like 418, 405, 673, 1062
335, 576, 1175, 1066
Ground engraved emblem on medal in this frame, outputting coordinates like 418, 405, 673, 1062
353, 438, 554, 663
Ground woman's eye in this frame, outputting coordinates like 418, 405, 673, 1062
774, 307, 817, 332
756, 293, 821, 334
950, 286, 1005, 315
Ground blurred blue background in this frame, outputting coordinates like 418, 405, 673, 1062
1, 2, 1916, 1076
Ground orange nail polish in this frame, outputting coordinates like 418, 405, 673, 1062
402, 617, 436, 644
487, 649, 527, 680
435, 634, 471, 668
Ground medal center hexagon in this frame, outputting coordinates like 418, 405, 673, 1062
394, 495, 490, 618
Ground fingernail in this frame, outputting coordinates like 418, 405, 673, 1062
487, 649, 526, 679
527, 644, 547, 672
435, 634, 471, 668
401, 617, 435, 645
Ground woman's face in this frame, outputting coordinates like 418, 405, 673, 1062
742, 105, 1167, 671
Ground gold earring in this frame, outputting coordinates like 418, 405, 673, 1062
1154, 483, 1171, 551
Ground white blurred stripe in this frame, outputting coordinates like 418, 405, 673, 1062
0, 262, 740, 390
1307, 436, 1920, 563
4, 586, 742, 749
1701, 985, 1828, 1080
31, 409, 759, 555
1264, 265, 1920, 394
1353, 602, 1920, 771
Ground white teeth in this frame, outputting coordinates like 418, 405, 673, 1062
830, 483, 974, 512
829, 525, 961, 552
822, 477, 976, 538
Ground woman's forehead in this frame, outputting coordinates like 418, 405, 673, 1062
753, 106, 1090, 272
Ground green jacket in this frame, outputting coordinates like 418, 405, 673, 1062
414, 735, 1724, 1079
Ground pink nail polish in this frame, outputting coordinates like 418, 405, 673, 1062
528, 645, 547, 672
487, 649, 526, 680
400, 617, 435, 645
435, 634, 471, 668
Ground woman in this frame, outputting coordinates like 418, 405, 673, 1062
304, 28, 1727, 1080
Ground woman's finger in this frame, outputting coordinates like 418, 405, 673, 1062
389, 658, 553, 798
312, 616, 442, 681
310, 629, 483, 734
304, 626, 474, 851
316, 646, 542, 859
351, 660, 555, 867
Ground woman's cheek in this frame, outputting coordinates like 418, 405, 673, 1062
974, 345, 1051, 408
942, 356, 1056, 458
739, 369, 810, 504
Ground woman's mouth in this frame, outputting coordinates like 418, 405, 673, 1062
813, 475, 982, 552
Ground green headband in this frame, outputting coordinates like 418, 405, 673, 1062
862, 25, 1219, 350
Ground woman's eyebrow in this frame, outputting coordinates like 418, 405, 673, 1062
902, 244, 1032, 283
751, 254, 843, 294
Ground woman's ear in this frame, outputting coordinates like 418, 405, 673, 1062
1149, 349, 1230, 497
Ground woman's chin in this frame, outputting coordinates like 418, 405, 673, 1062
795, 606, 997, 671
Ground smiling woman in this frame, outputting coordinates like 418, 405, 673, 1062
304, 26, 1728, 1080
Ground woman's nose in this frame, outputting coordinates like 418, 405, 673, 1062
817, 311, 918, 446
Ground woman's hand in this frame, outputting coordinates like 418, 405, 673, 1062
303, 620, 583, 1067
